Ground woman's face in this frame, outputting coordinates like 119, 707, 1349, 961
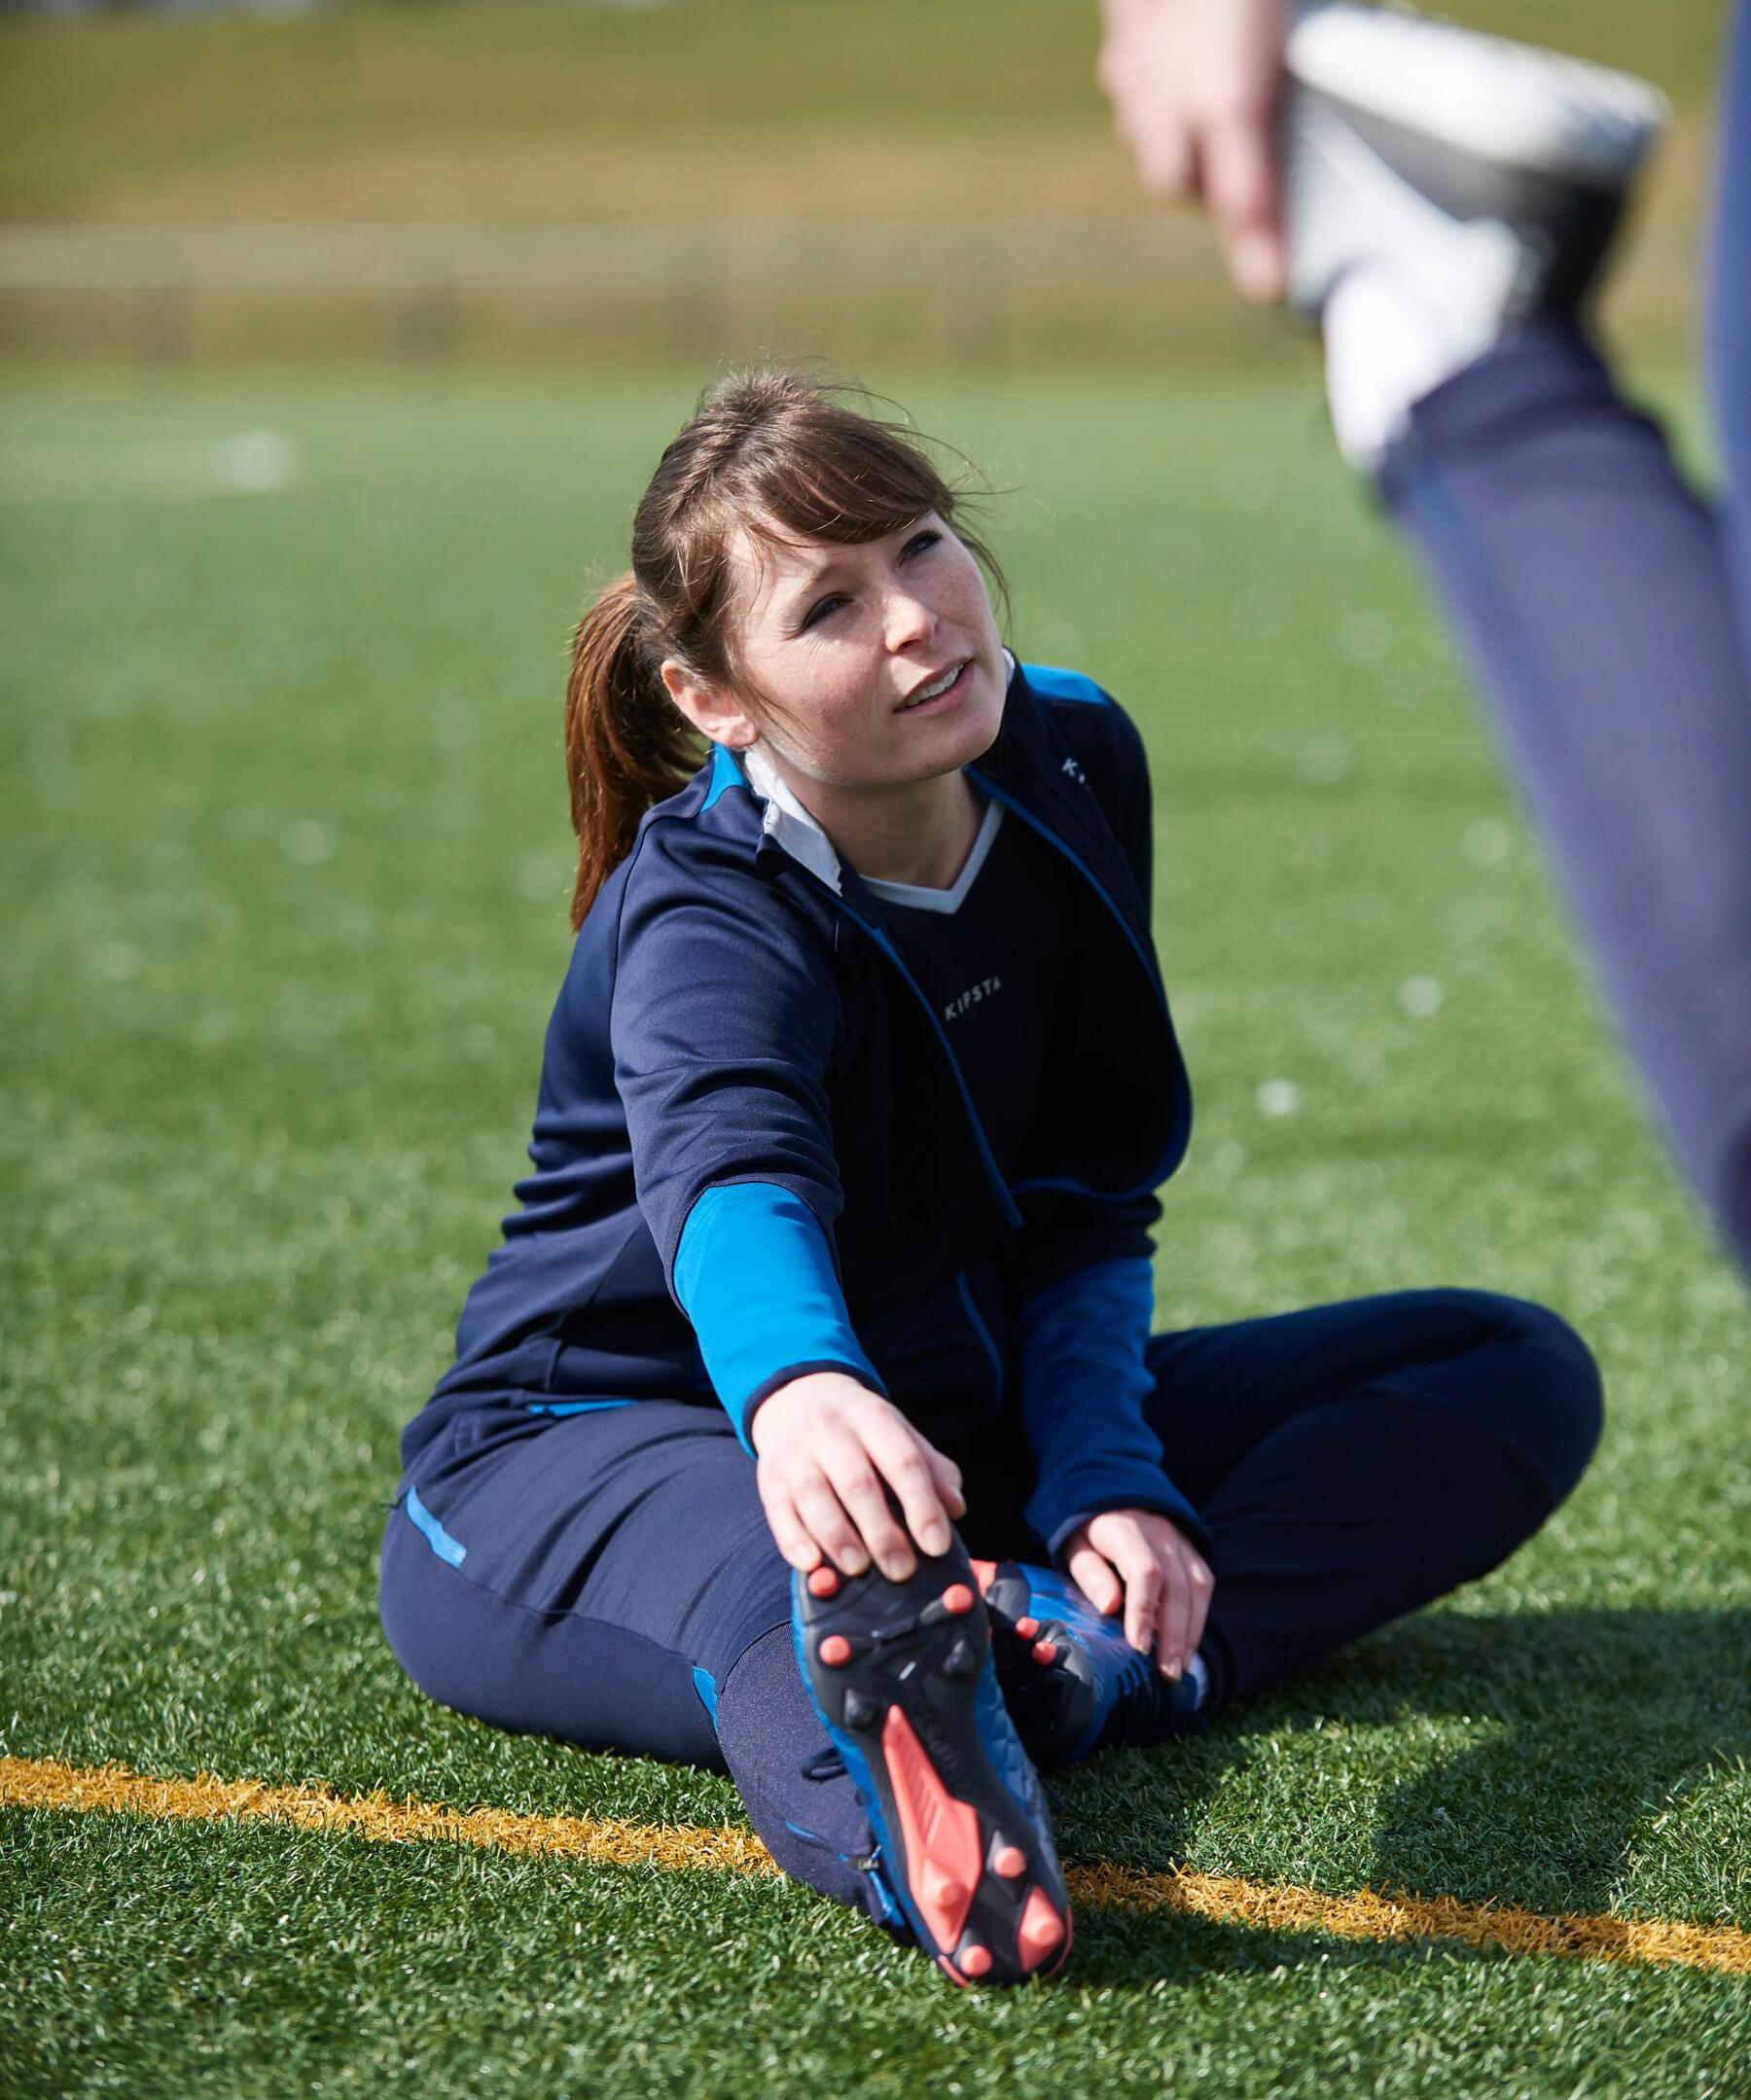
714, 513, 1008, 788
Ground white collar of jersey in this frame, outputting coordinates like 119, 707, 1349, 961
740, 738, 844, 895
739, 649, 1018, 899
861, 794, 1002, 914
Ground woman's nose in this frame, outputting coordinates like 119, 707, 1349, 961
883, 587, 935, 650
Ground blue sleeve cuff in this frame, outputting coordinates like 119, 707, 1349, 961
1018, 1255, 1207, 1557
673, 1182, 888, 1454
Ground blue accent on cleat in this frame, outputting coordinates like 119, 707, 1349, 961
979, 1559, 1205, 1768
856, 1849, 915, 1942
790, 1532, 1071, 1985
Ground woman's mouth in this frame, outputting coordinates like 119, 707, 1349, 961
896, 658, 973, 715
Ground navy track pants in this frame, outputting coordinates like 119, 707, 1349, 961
1376, 0, 1751, 1275
378, 1287, 1601, 1925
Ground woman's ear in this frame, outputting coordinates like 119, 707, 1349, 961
661, 659, 758, 753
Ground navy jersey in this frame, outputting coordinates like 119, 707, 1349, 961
401, 659, 1202, 1560
865, 796, 1077, 1189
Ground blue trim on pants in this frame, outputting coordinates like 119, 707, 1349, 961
405, 1484, 467, 1568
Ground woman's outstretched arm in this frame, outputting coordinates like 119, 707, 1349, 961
612, 828, 966, 1577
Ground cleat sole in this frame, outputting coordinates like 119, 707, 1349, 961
793, 1534, 1072, 1986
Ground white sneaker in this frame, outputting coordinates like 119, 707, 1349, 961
1279, 3, 1666, 462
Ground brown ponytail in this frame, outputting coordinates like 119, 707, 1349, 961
563, 572, 701, 930
562, 365, 1007, 928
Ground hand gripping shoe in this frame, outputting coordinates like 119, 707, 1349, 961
793, 1533, 1072, 1987
972, 1559, 1205, 1771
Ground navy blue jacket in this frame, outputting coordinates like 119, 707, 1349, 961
401, 658, 1202, 1558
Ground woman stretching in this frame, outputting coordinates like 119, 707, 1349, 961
378, 369, 1602, 1986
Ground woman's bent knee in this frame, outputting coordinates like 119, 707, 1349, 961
1465, 1291, 1604, 1510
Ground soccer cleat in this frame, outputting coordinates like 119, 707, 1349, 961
972, 1559, 1205, 1770
1279, 2, 1666, 334
793, 1536, 1072, 1987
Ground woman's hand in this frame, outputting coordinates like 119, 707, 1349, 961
750, 1371, 967, 1583
1060, 1508, 1213, 1681
1095, 0, 1289, 300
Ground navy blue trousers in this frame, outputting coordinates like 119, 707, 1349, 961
379, 1288, 1600, 1923
1376, 0, 1751, 1275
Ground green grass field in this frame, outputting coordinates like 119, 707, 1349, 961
4, 367, 1750, 2096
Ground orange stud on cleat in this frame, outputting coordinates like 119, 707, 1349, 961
818, 1634, 853, 1667
1032, 1640, 1057, 1667
941, 1583, 975, 1617
806, 1566, 841, 1598
1018, 1888, 1066, 1969
969, 1558, 998, 1595
922, 1861, 967, 1918
992, 1845, 1027, 1880
1014, 1617, 1040, 1641
959, 1943, 993, 1979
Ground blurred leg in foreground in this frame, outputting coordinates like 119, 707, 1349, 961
1101, 2, 1751, 1275
1376, 327, 1751, 1275
1284, 2, 1751, 1276
1709, 0, 1751, 657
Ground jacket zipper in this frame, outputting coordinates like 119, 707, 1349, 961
954, 1270, 1006, 1402
964, 766, 1184, 1201
796, 770, 1178, 1228
825, 892, 1024, 1230
964, 766, 1168, 1028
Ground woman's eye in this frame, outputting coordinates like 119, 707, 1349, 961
903, 528, 942, 558
801, 593, 847, 631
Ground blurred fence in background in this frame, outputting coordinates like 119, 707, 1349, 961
0, 0, 1720, 374
0, 219, 1698, 374
0, 219, 1316, 371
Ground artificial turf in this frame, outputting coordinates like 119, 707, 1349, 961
3, 371, 1748, 2096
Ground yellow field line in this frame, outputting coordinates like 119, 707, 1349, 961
5, 1754, 1747, 1977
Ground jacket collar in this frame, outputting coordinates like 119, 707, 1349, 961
739, 737, 846, 895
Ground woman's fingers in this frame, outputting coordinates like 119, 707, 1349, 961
789, 1466, 874, 1578
1155, 1548, 1194, 1681
1071, 1512, 1218, 1679
1181, 1549, 1215, 1674
757, 1472, 821, 1574
860, 1417, 953, 1561
1065, 1542, 1123, 1617
1199, 103, 1286, 300
1120, 1550, 1162, 1655
818, 1436, 920, 1581
1132, 106, 1196, 199
922, 1444, 967, 1522
1154, 1539, 1216, 1679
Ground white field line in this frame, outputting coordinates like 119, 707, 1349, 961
0, 429, 300, 504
